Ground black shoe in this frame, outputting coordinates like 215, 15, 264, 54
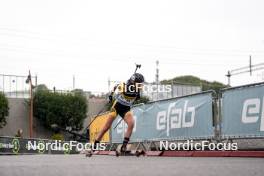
120, 144, 127, 153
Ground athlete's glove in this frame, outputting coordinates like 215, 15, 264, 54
108, 95, 113, 103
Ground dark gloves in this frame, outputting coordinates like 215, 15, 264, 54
108, 95, 113, 103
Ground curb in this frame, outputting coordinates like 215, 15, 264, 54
93, 150, 264, 157
162, 151, 264, 157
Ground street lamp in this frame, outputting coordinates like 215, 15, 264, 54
26, 70, 33, 138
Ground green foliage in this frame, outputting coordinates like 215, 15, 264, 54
0, 92, 9, 128
35, 84, 49, 92
134, 96, 150, 105
161, 75, 202, 86
200, 80, 228, 94
33, 91, 88, 130
51, 133, 64, 141
161, 75, 228, 94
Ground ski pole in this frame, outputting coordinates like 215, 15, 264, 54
134, 63, 141, 73
87, 104, 107, 128
113, 118, 123, 129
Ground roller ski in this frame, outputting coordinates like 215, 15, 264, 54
115, 149, 145, 157
135, 150, 146, 157
115, 145, 145, 157
85, 149, 93, 157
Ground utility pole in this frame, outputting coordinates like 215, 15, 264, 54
156, 60, 159, 100
226, 71, 231, 86
249, 55, 252, 76
73, 75, 75, 90
156, 60, 159, 84
108, 77, 110, 92
35, 74, 38, 86
26, 70, 33, 138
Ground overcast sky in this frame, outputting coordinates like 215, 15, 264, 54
1, 0, 264, 93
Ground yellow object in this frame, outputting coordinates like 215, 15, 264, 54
89, 112, 110, 143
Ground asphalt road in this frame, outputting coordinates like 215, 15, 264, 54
0, 154, 264, 176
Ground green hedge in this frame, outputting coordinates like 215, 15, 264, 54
0, 92, 9, 128
33, 91, 87, 130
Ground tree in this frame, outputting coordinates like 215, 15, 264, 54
33, 91, 88, 130
35, 84, 49, 92
161, 75, 228, 94
134, 96, 150, 104
0, 92, 9, 128
161, 75, 202, 85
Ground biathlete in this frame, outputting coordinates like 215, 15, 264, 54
94, 73, 144, 153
